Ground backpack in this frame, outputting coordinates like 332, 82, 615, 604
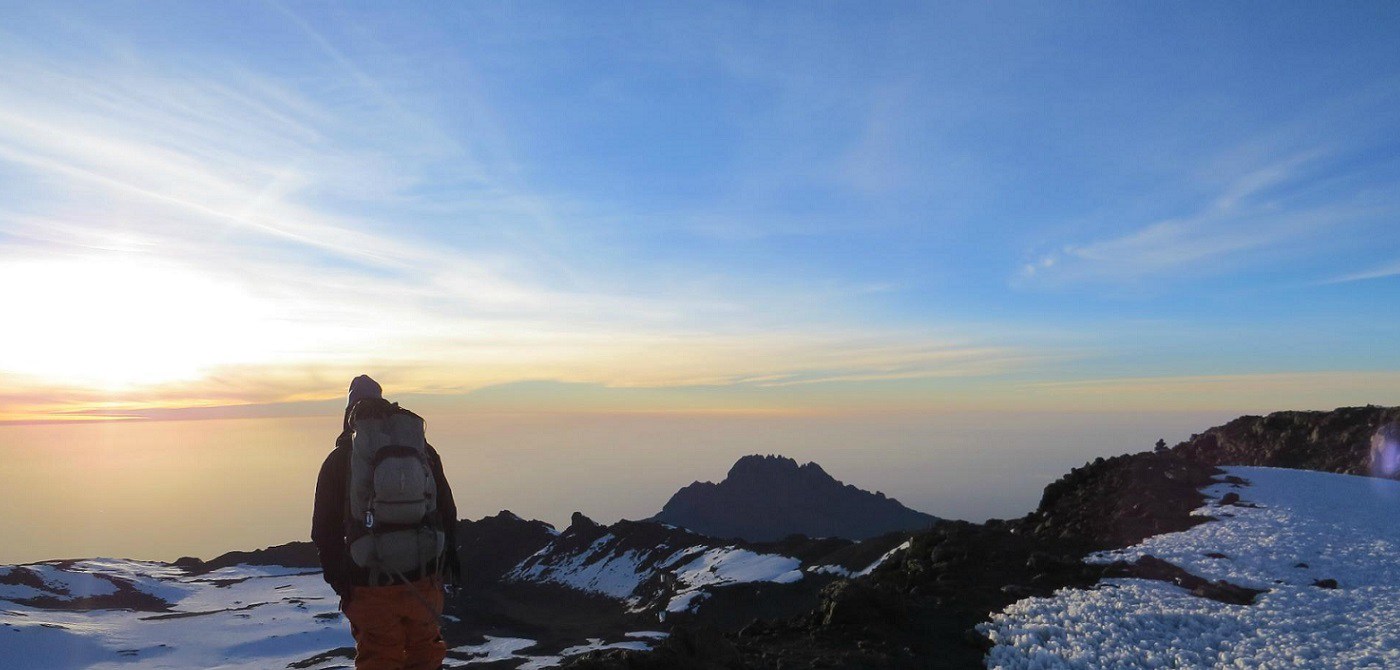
345, 398, 445, 579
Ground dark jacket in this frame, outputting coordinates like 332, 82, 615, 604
311, 408, 458, 591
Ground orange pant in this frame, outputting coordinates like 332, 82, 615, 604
342, 577, 447, 670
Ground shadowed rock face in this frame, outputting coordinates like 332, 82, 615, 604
650, 455, 940, 542
1171, 405, 1400, 478
454, 510, 560, 587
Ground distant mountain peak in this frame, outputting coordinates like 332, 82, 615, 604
727, 454, 830, 481
651, 454, 939, 542
569, 511, 601, 532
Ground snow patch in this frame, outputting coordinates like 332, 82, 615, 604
509, 535, 651, 599
670, 547, 803, 590
625, 630, 669, 640
664, 590, 709, 614
660, 546, 803, 614
449, 635, 538, 665
447, 635, 655, 669
807, 539, 911, 579
981, 466, 1400, 669
512, 537, 805, 617
0, 561, 349, 670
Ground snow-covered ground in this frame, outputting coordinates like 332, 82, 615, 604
980, 466, 1400, 669
508, 535, 809, 616
806, 540, 912, 579
657, 545, 803, 614
450, 634, 663, 670
0, 561, 347, 670
0, 560, 662, 669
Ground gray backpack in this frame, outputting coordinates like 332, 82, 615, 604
346, 398, 445, 579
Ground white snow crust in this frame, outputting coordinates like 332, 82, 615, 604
448, 635, 655, 669
0, 559, 655, 670
509, 534, 651, 599
509, 538, 805, 616
807, 539, 912, 579
0, 562, 347, 670
625, 630, 670, 640
980, 466, 1400, 669
658, 546, 802, 614
449, 635, 540, 666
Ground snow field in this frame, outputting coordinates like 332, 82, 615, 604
510, 536, 807, 616
659, 546, 803, 614
980, 467, 1400, 669
0, 562, 348, 670
447, 634, 662, 668
510, 534, 651, 599
806, 539, 912, 579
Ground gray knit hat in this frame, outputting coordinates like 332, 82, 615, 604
347, 375, 383, 410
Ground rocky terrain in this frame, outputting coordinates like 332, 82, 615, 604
652, 454, 940, 542
4, 406, 1396, 669
566, 406, 1400, 669
1170, 404, 1400, 477
456, 507, 913, 642
568, 452, 1225, 669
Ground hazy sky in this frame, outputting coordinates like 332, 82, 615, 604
2, 2, 1400, 420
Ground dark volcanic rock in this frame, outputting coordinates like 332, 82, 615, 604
1103, 555, 1263, 605
571, 450, 1225, 670
1027, 451, 1223, 553
1172, 405, 1400, 478
189, 541, 321, 574
455, 510, 559, 587
651, 455, 940, 542
1, 563, 171, 612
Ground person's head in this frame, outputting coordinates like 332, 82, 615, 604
344, 375, 382, 431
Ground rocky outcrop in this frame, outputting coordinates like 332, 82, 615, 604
184, 541, 321, 574
1027, 451, 1223, 552
651, 455, 939, 542
1171, 405, 1400, 478
454, 510, 559, 587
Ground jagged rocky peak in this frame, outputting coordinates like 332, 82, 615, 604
727, 454, 830, 481
569, 511, 602, 532
478, 509, 556, 530
650, 454, 940, 542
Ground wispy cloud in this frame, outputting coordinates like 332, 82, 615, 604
0, 22, 1041, 419
1016, 148, 1390, 289
1320, 260, 1400, 285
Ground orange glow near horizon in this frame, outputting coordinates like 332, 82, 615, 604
3, 255, 1399, 423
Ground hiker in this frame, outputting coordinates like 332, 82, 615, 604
312, 375, 461, 670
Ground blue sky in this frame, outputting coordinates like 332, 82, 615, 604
1, 1, 1399, 418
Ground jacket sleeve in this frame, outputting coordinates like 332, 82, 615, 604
311, 443, 349, 586
427, 444, 458, 548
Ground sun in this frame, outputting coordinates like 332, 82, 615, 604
0, 255, 277, 390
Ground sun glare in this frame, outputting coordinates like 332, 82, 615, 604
0, 257, 277, 389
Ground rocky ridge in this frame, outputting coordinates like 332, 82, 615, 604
1171, 405, 1400, 477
